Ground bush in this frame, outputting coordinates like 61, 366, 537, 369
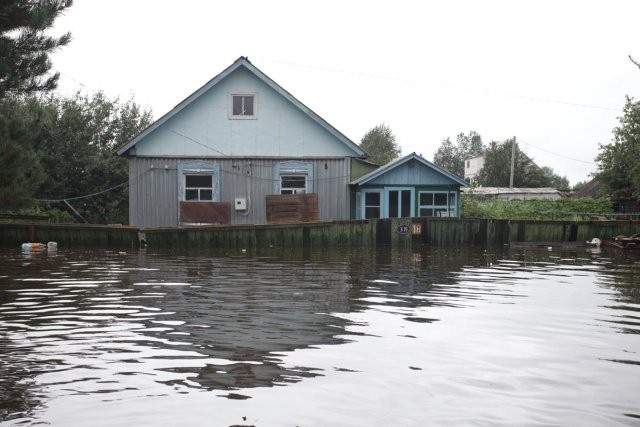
461, 196, 613, 220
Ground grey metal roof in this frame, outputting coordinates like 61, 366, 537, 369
462, 187, 561, 195
116, 57, 366, 157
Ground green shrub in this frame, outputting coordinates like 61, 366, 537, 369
461, 196, 613, 220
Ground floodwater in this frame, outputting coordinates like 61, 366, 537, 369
0, 245, 638, 427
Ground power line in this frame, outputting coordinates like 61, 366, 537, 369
35, 167, 152, 203
258, 57, 622, 112
522, 141, 596, 165
36, 181, 127, 203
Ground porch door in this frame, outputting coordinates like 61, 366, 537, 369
386, 188, 414, 218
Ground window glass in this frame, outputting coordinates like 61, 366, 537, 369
232, 96, 243, 116
434, 193, 448, 205
281, 175, 306, 194
419, 191, 456, 217
419, 208, 433, 217
388, 191, 399, 218
364, 191, 382, 219
243, 96, 254, 116
232, 95, 254, 116
185, 174, 213, 201
400, 190, 411, 217
186, 175, 212, 187
185, 189, 199, 201
420, 193, 433, 205
365, 192, 380, 205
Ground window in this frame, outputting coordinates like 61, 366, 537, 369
364, 191, 382, 219
419, 191, 456, 217
185, 174, 213, 201
387, 189, 412, 218
281, 175, 307, 194
274, 161, 313, 194
230, 94, 256, 118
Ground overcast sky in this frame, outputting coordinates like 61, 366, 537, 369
51, 0, 640, 186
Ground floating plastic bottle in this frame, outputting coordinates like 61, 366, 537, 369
21, 242, 56, 252
21, 242, 43, 252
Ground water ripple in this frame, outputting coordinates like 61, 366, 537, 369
1, 247, 639, 426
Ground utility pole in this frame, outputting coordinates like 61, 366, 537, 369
509, 136, 516, 188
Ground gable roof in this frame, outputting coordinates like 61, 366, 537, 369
117, 56, 366, 157
351, 152, 469, 187
572, 178, 603, 198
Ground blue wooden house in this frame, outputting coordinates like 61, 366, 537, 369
117, 57, 367, 227
350, 153, 469, 219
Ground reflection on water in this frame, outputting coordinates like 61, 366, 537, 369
0, 246, 639, 426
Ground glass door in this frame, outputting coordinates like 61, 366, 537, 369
386, 188, 413, 218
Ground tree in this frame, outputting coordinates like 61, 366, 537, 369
0, 0, 72, 97
572, 180, 589, 191
37, 92, 153, 223
0, 97, 46, 210
540, 166, 570, 191
359, 123, 401, 165
596, 96, 640, 198
433, 131, 484, 177
476, 138, 551, 187
0, 92, 152, 222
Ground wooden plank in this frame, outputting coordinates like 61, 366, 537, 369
180, 202, 230, 224
265, 194, 319, 223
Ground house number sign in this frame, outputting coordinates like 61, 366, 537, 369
396, 224, 410, 235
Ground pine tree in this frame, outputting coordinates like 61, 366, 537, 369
0, 0, 72, 97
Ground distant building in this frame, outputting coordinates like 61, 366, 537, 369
572, 178, 603, 198
462, 187, 563, 201
464, 155, 485, 183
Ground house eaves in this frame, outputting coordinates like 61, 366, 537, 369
117, 56, 367, 158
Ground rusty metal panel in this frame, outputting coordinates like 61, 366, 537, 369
265, 194, 319, 223
180, 202, 230, 224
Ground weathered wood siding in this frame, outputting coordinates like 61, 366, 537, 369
128, 157, 351, 228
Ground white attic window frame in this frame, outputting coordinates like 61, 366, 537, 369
229, 92, 257, 119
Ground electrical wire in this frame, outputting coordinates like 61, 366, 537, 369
522, 140, 596, 165
258, 57, 623, 112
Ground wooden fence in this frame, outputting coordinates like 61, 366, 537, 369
1, 218, 639, 250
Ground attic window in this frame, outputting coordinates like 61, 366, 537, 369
230, 94, 256, 119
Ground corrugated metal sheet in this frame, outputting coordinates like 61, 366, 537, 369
129, 158, 180, 227
128, 157, 351, 228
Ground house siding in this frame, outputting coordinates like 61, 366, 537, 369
130, 68, 359, 159
129, 158, 180, 227
129, 157, 351, 228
